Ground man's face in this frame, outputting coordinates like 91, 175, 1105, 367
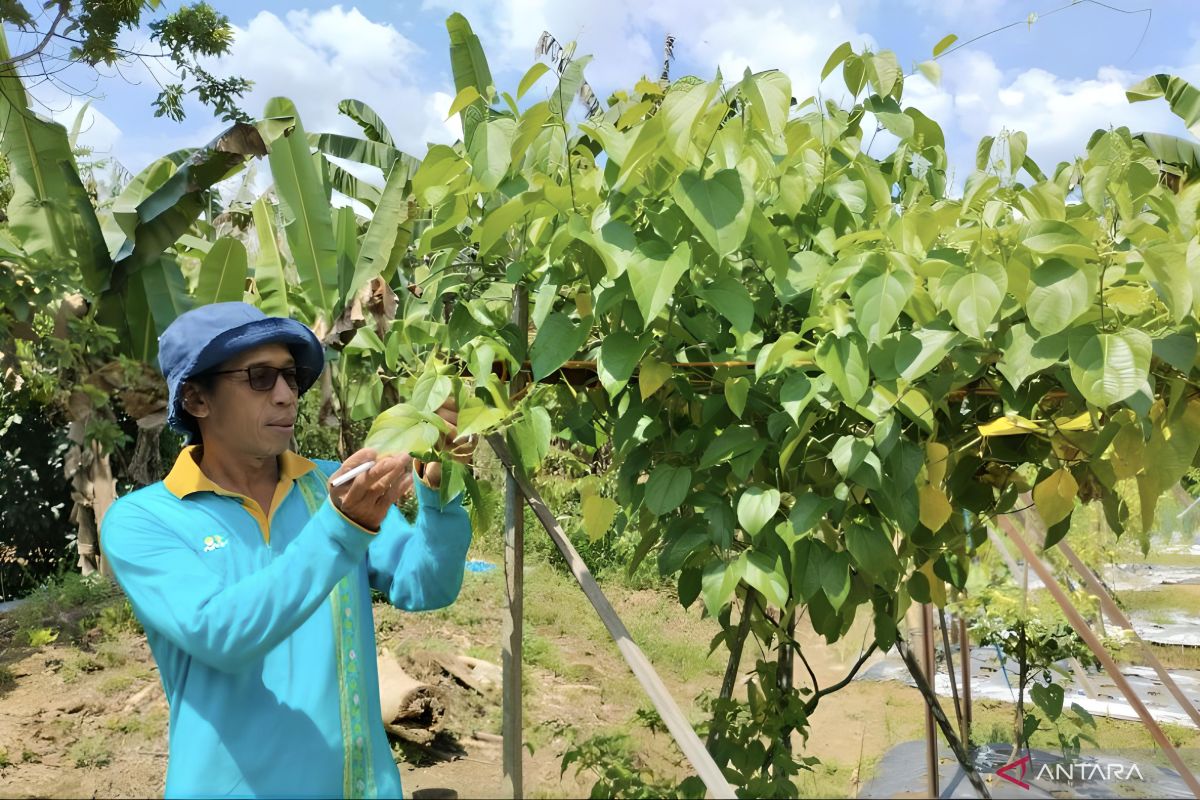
189, 343, 301, 458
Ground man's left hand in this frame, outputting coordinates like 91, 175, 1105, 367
418, 398, 476, 489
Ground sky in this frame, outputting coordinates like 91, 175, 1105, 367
8, 0, 1200, 190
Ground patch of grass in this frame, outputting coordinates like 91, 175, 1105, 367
1117, 585, 1200, 615
104, 710, 165, 739
60, 651, 102, 684
0, 748, 9, 768
96, 642, 128, 669
20, 748, 40, 764
68, 735, 112, 768
795, 759, 852, 799
10, 571, 129, 646
99, 673, 136, 696
90, 600, 142, 640
0, 663, 15, 692
523, 631, 577, 679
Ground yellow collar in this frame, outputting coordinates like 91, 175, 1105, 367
163, 446, 316, 500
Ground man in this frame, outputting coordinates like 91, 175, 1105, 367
101, 302, 473, 799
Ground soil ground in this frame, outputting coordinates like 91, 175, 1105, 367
3, 555, 1198, 798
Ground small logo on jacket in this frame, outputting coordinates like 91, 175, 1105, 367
203, 535, 228, 552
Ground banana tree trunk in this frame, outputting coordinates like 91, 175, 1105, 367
65, 416, 117, 578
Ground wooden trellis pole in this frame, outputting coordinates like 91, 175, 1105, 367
501, 286, 528, 799
996, 516, 1200, 797
487, 433, 736, 799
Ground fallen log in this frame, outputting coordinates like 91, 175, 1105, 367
377, 648, 446, 745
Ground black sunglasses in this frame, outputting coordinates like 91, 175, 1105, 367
209, 365, 312, 392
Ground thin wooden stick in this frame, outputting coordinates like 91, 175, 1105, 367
501, 286, 528, 800
922, 604, 940, 799
487, 433, 736, 799
940, 607, 965, 746
996, 516, 1200, 797
896, 637, 992, 799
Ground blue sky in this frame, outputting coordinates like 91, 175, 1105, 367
10, 0, 1200, 187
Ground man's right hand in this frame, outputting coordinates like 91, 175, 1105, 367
328, 449, 413, 532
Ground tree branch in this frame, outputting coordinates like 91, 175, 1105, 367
2, 6, 70, 69
804, 642, 878, 713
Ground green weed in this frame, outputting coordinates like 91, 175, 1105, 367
68, 735, 112, 768
0, 663, 15, 692
0, 748, 9, 768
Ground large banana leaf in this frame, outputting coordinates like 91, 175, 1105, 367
1128, 74, 1200, 139
309, 132, 402, 172
1136, 131, 1200, 180
447, 13, 494, 148
337, 99, 396, 146
265, 97, 339, 322
327, 162, 382, 209
251, 197, 291, 319
112, 156, 188, 239
334, 204, 359, 304
195, 237, 249, 305
0, 30, 110, 294
106, 255, 194, 363
346, 159, 414, 306
108, 122, 268, 284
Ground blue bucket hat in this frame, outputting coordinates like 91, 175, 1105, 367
158, 302, 325, 442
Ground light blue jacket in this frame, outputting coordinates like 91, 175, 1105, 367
102, 448, 472, 799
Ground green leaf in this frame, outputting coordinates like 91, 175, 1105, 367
830, 435, 883, 489
846, 520, 899, 580
627, 240, 691, 329
998, 323, 1067, 388
549, 55, 593, 119
829, 179, 867, 214
456, 404, 506, 438
1034, 467, 1078, 528
639, 358, 672, 400
196, 238, 248, 305
741, 69, 791, 138
699, 426, 757, 469
446, 85, 482, 119
364, 402, 446, 457
446, 13, 494, 147
337, 99, 396, 146
743, 551, 789, 608
916, 60, 941, 86
867, 51, 902, 97
581, 494, 619, 541
1127, 74, 1200, 138
411, 371, 453, 414
347, 159, 412, 304
943, 264, 1004, 340
1022, 220, 1095, 261
702, 556, 745, 617
310, 132, 403, 172
530, 312, 590, 380
251, 198, 289, 319
1068, 327, 1152, 407
517, 62, 551, 100
816, 332, 870, 404
673, 168, 753, 258
598, 330, 644, 397
1027, 258, 1090, 335
467, 117, 517, 192
821, 42, 854, 81
932, 33, 958, 57
780, 372, 816, 424
699, 275, 755, 333
737, 486, 780, 538
646, 465, 693, 515
849, 258, 915, 343
725, 376, 750, 418
1031, 682, 1065, 722
265, 97, 338, 321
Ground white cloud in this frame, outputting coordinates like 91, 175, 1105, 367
205, 5, 459, 155
904, 53, 1198, 185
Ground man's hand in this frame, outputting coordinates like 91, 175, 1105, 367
329, 448, 413, 531
418, 398, 477, 489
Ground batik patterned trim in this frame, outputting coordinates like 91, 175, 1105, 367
298, 469, 376, 799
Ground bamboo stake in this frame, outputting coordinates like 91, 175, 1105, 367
896, 638, 992, 799
996, 517, 1200, 797
486, 433, 736, 799
501, 286, 528, 799
922, 604, 940, 799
